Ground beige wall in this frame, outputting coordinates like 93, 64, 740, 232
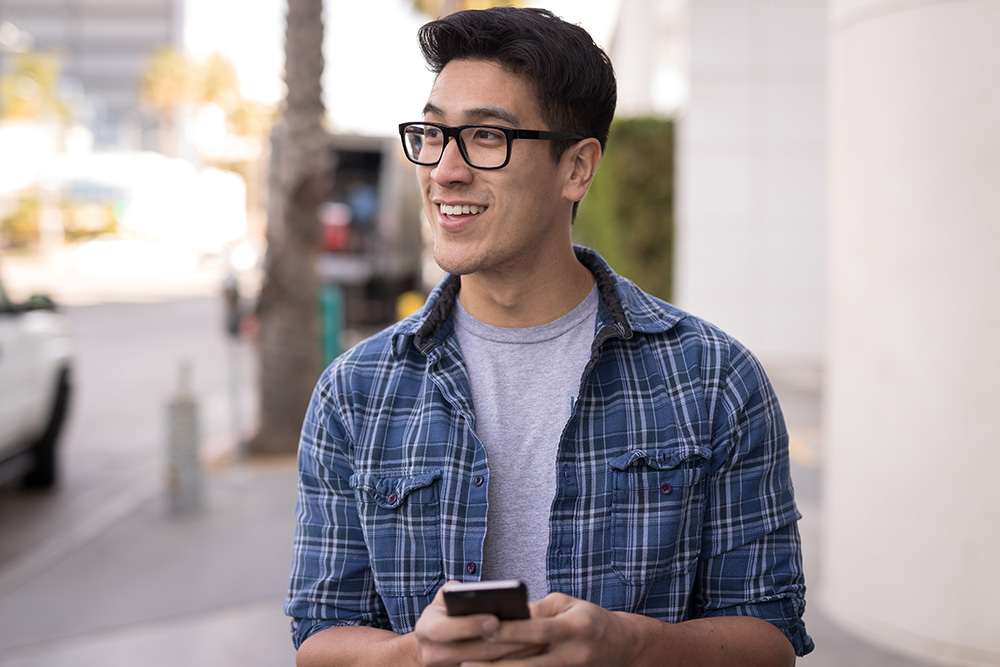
825, 1, 1000, 664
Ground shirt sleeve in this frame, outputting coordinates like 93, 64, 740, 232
283, 371, 391, 649
694, 341, 814, 657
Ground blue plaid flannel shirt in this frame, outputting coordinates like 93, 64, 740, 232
285, 247, 814, 656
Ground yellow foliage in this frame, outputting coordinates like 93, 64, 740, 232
141, 46, 197, 113
412, 0, 523, 17
140, 48, 274, 138
0, 51, 68, 120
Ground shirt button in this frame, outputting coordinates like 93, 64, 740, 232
386, 493, 398, 505
466, 562, 477, 575
659, 483, 673, 496
473, 475, 484, 487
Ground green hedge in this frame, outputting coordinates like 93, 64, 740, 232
573, 115, 674, 302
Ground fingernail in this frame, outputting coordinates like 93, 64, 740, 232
482, 616, 500, 638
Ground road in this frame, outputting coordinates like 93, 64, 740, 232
0, 296, 257, 592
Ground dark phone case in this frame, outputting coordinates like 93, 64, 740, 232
443, 582, 530, 620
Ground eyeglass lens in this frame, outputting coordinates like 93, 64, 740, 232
402, 124, 509, 169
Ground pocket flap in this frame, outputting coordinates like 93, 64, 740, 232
350, 471, 442, 510
609, 447, 709, 480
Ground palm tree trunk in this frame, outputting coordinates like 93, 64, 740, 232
248, 0, 330, 456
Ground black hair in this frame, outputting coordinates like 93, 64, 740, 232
417, 6, 617, 160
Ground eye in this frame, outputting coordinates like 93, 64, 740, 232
423, 126, 444, 143
470, 128, 505, 145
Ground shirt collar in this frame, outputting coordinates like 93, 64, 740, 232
392, 246, 686, 357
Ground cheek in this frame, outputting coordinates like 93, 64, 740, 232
416, 169, 433, 193
508, 174, 557, 213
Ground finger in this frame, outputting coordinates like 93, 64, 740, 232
420, 611, 501, 644
432, 580, 461, 604
487, 617, 554, 647
460, 648, 555, 667
427, 638, 544, 666
528, 592, 572, 618
418, 583, 502, 645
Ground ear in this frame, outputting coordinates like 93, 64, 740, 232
561, 138, 603, 204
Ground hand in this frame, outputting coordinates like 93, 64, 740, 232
413, 582, 547, 666
461, 593, 637, 666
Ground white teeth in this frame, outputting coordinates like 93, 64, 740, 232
440, 204, 484, 216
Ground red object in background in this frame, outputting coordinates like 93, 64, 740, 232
319, 202, 352, 252
322, 222, 350, 252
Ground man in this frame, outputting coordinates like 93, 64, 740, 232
286, 7, 813, 666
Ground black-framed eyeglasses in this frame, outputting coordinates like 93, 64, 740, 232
398, 122, 584, 170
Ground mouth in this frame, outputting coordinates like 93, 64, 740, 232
438, 203, 487, 219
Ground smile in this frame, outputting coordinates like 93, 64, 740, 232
439, 203, 486, 217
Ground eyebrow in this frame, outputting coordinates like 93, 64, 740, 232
422, 102, 521, 127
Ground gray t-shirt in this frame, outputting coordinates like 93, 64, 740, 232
454, 286, 598, 600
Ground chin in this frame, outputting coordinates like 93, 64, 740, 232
433, 252, 473, 277
432, 242, 486, 277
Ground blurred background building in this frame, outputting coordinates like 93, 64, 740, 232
675, 0, 826, 367
0, 0, 184, 149
0, 0, 267, 270
669, 1, 998, 665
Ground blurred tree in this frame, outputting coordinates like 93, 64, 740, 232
412, 0, 521, 17
573, 116, 675, 301
197, 52, 241, 111
227, 97, 275, 138
0, 195, 40, 249
141, 46, 197, 155
0, 51, 69, 120
247, 0, 331, 456
142, 49, 260, 155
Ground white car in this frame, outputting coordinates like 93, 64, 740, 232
0, 264, 72, 489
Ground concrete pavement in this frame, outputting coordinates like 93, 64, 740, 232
0, 459, 298, 666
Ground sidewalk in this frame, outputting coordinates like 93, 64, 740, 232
0, 458, 298, 666
0, 370, 934, 666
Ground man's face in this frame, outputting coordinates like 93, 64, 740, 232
417, 58, 574, 278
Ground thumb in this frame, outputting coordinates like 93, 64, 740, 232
432, 580, 462, 605
529, 592, 574, 618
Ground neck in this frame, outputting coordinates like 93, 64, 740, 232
457, 246, 595, 328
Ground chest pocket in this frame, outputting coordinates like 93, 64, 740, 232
350, 471, 444, 596
609, 449, 708, 585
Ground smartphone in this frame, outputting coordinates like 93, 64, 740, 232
442, 579, 530, 620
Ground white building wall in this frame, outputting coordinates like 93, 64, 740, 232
676, 0, 827, 367
825, 1, 1000, 664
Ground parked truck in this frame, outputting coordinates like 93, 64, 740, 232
318, 132, 425, 335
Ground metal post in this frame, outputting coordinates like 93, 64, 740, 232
320, 284, 344, 365
228, 336, 246, 465
166, 360, 202, 516
222, 273, 241, 337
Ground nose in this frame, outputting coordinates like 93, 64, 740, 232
430, 137, 473, 185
